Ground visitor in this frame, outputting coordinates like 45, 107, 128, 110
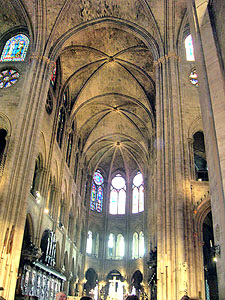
80, 297, 93, 300
126, 295, 139, 300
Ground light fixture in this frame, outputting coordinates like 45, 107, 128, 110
35, 191, 40, 198
44, 208, 49, 214
213, 256, 218, 262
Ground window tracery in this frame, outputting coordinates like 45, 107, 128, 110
109, 174, 126, 215
189, 68, 198, 86
0, 34, 29, 62
0, 69, 20, 89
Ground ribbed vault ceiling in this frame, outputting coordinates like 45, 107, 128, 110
60, 25, 156, 176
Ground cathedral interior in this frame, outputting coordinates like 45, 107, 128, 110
0, 0, 224, 300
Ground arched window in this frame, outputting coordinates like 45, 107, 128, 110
193, 131, 208, 181
132, 232, 144, 259
68, 210, 74, 239
109, 174, 126, 215
30, 156, 42, 197
108, 233, 115, 258
56, 107, 66, 148
132, 172, 144, 213
86, 231, 92, 254
74, 152, 79, 183
185, 34, 195, 61
0, 34, 29, 62
66, 123, 74, 166
116, 234, 125, 259
59, 200, 65, 228
0, 129, 7, 165
47, 176, 55, 216
94, 233, 99, 257
90, 170, 104, 213
139, 231, 144, 258
132, 233, 139, 259
50, 62, 57, 87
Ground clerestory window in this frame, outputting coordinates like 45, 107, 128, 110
109, 174, 126, 215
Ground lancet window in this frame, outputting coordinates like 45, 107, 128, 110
109, 174, 126, 215
86, 231, 93, 254
0, 34, 29, 62
132, 172, 144, 213
90, 170, 104, 213
132, 231, 144, 259
56, 108, 66, 148
185, 34, 195, 61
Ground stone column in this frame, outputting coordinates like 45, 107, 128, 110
186, 1, 225, 297
0, 54, 54, 300
155, 53, 192, 299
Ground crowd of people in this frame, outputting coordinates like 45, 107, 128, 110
56, 295, 190, 300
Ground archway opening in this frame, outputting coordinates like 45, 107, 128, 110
106, 270, 124, 300
131, 270, 143, 297
203, 212, 219, 300
84, 268, 98, 299
193, 131, 208, 181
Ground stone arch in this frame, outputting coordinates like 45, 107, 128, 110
131, 270, 143, 293
194, 197, 211, 244
187, 115, 203, 139
0, 113, 12, 137
48, 17, 162, 62
84, 268, 98, 294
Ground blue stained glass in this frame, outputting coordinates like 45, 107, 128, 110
185, 35, 195, 61
90, 183, 96, 211
0, 34, 29, 62
93, 170, 104, 185
96, 186, 103, 212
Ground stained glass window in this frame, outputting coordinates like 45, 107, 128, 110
189, 68, 198, 86
45, 92, 53, 114
66, 125, 74, 167
109, 174, 126, 215
185, 35, 195, 61
50, 63, 57, 87
56, 108, 66, 147
0, 69, 19, 89
90, 170, 104, 212
132, 172, 144, 213
0, 34, 29, 62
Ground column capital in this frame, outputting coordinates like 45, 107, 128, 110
154, 52, 180, 67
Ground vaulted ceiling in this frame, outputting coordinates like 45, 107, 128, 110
59, 25, 155, 176
0, 0, 188, 177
